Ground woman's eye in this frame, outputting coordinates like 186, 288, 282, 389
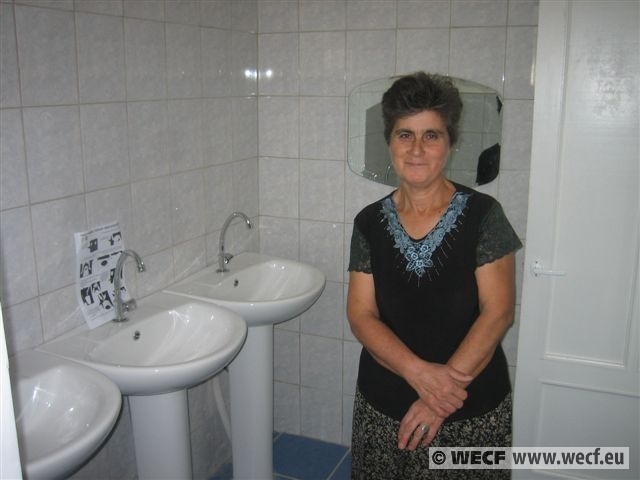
424, 132, 439, 141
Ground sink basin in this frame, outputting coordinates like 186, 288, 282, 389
165, 252, 326, 479
164, 252, 326, 326
10, 349, 121, 480
37, 291, 247, 395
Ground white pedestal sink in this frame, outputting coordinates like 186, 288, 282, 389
10, 349, 122, 480
165, 253, 326, 480
37, 292, 247, 480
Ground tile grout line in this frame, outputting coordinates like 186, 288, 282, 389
325, 448, 351, 480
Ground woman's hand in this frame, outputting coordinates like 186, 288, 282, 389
398, 399, 445, 450
406, 361, 472, 417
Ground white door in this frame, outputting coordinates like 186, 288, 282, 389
513, 1, 639, 479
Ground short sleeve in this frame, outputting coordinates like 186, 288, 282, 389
348, 223, 372, 273
476, 201, 523, 266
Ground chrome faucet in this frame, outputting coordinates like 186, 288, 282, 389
112, 249, 145, 322
217, 211, 253, 273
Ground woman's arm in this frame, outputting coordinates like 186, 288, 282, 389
397, 252, 517, 447
447, 252, 517, 381
347, 271, 471, 417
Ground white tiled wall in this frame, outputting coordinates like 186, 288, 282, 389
0, 0, 259, 477
258, 0, 537, 446
0, 0, 537, 475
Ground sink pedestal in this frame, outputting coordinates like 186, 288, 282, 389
229, 324, 274, 480
128, 391, 192, 480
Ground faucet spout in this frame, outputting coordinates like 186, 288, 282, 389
112, 249, 145, 322
217, 212, 253, 273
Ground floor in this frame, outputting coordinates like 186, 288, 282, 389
210, 432, 351, 480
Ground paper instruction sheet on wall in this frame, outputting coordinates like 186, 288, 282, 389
75, 222, 131, 329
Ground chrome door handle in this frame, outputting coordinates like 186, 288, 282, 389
530, 260, 566, 277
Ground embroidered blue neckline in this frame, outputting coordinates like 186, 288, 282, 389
381, 192, 469, 278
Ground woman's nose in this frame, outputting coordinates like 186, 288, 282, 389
410, 138, 424, 155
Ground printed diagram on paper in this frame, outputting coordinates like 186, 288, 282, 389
75, 222, 130, 329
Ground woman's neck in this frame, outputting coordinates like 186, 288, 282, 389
393, 178, 455, 215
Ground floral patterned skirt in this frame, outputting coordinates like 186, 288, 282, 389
351, 389, 512, 480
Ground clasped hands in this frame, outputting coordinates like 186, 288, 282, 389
398, 362, 471, 451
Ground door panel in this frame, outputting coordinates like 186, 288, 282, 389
513, 1, 639, 479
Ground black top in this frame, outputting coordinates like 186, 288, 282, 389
348, 183, 522, 422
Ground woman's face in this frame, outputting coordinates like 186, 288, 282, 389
389, 110, 451, 188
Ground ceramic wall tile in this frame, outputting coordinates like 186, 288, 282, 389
166, 23, 202, 98
23, 106, 84, 203
342, 394, 355, 445
171, 170, 205, 244
1, 4, 20, 108
396, 28, 450, 75
127, 100, 170, 181
300, 0, 346, 32
449, 27, 506, 94
30, 195, 86, 294
498, 169, 530, 238
39, 284, 84, 342
124, 18, 166, 100
2, 299, 43, 356
15, 5, 77, 105
508, 0, 539, 26
123, 0, 164, 21
299, 159, 344, 222
300, 97, 346, 161
342, 340, 360, 394
85, 185, 134, 251
202, 98, 233, 166
275, 329, 300, 384
203, 163, 234, 234
232, 96, 258, 161
258, 0, 298, 33
300, 281, 344, 339
80, 103, 130, 191
173, 236, 207, 281
231, 0, 257, 33
200, 0, 231, 28
201, 27, 232, 98
259, 216, 300, 260
346, 0, 396, 30
451, 0, 508, 27
75, 0, 123, 16
501, 99, 533, 170
258, 96, 299, 158
300, 386, 342, 443
165, 0, 200, 25
505, 26, 537, 99
301, 334, 342, 390
258, 33, 299, 95
0, 207, 38, 306
167, 99, 204, 172
135, 248, 175, 297
299, 31, 346, 96
131, 176, 173, 255
76, 13, 126, 103
299, 220, 344, 283
0, 108, 28, 210
397, 0, 451, 28
346, 29, 396, 93
274, 381, 301, 434
230, 31, 258, 96
259, 157, 299, 218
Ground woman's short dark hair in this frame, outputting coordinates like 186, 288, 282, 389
381, 72, 463, 146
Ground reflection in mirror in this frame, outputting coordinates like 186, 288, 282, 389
348, 76, 503, 187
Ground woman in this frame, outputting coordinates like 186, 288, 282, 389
347, 72, 522, 479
